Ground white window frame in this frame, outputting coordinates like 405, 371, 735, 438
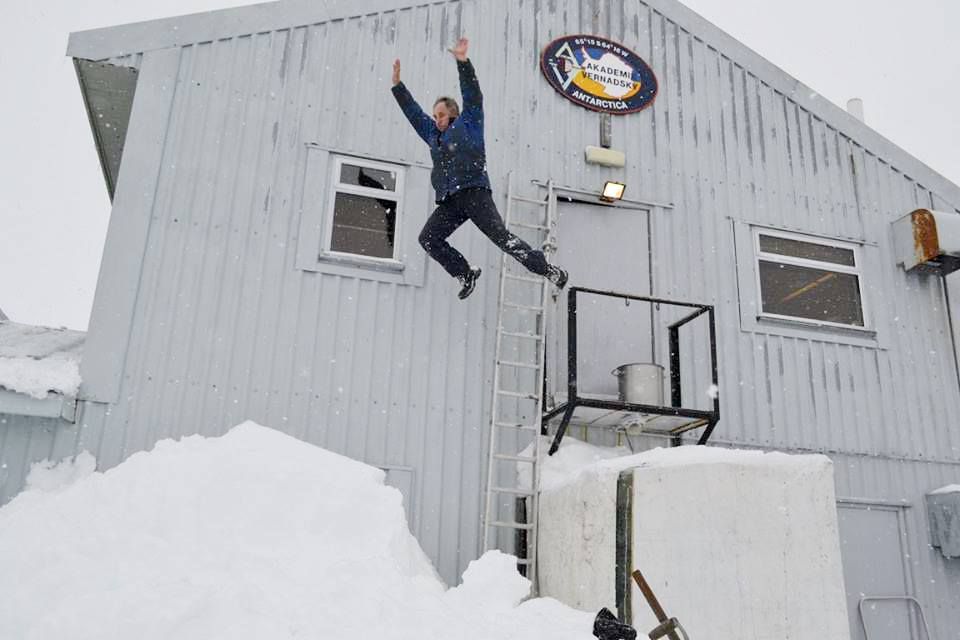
752, 227, 870, 331
322, 155, 406, 268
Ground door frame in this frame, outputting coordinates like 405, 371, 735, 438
836, 497, 921, 640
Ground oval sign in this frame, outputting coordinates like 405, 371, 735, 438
540, 34, 658, 114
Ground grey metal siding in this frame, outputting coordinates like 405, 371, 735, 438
71, 15, 504, 584
832, 453, 960, 640
0, 414, 87, 505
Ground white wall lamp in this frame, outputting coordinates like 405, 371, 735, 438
600, 181, 626, 203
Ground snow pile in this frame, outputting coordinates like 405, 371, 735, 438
24, 450, 97, 492
930, 484, 960, 495
531, 435, 815, 492
0, 422, 593, 640
520, 436, 632, 492
0, 352, 81, 398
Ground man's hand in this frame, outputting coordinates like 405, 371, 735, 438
448, 37, 468, 61
392, 59, 401, 86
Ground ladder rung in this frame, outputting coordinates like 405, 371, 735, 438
500, 329, 543, 340
494, 422, 539, 431
511, 221, 549, 231
497, 359, 540, 370
490, 520, 535, 530
503, 301, 544, 312
510, 195, 547, 206
495, 453, 537, 463
492, 486, 536, 496
505, 273, 543, 284
515, 558, 533, 566
496, 389, 539, 400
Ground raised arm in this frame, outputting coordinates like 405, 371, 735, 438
449, 38, 482, 120
390, 58, 437, 144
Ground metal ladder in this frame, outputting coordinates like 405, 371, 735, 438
481, 173, 557, 592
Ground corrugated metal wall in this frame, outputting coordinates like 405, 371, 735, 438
0, 415, 84, 503
648, 15, 960, 458
5, 0, 959, 600
833, 453, 960, 640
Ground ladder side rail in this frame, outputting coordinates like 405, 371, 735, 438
483, 172, 517, 551
482, 172, 555, 592
527, 180, 556, 591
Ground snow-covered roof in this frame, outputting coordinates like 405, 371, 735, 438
0, 321, 84, 403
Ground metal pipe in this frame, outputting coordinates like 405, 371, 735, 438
568, 289, 578, 397
668, 305, 711, 330
570, 286, 708, 309
857, 596, 931, 640
941, 272, 960, 393
669, 327, 681, 409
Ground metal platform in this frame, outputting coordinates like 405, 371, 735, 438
543, 287, 720, 455
544, 392, 710, 435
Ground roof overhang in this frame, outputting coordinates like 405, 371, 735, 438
0, 388, 78, 422
74, 59, 138, 200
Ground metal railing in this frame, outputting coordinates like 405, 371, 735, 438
543, 286, 720, 455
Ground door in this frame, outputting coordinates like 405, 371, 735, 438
548, 201, 653, 400
837, 502, 923, 640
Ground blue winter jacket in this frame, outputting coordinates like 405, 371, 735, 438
391, 59, 491, 203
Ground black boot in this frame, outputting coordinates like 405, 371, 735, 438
457, 267, 482, 299
592, 608, 637, 640
546, 264, 568, 289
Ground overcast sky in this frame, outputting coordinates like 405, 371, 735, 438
2, 0, 957, 330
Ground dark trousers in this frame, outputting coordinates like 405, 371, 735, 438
418, 188, 549, 280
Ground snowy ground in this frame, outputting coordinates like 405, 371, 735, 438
0, 422, 594, 640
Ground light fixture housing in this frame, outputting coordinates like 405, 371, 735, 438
600, 181, 626, 202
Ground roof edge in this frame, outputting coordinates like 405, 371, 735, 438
66, 0, 435, 60
0, 388, 78, 422
66, 0, 960, 209
642, 0, 960, 210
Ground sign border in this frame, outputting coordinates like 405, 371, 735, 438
539, 33, 659, 115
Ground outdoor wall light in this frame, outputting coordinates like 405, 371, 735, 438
600, 181, 626, 202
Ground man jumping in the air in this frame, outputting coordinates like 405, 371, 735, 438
391, 37, 568, 299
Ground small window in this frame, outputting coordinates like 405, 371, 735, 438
754, 229, 866, 328
324, 156, 404, 262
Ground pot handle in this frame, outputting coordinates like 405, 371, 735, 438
611, 366, 623, 377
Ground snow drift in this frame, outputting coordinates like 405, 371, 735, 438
0, 422, 592, 640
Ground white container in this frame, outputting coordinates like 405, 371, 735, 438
611, 363, 664, 405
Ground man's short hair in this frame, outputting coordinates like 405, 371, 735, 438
433, 96, 460, 116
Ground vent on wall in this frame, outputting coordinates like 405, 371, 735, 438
892, 209, 960, 275
926, 485, 960, 559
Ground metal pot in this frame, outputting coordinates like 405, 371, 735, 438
611, 363, 664, 405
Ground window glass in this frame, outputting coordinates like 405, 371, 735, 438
339, 164, 397, 192
759, 260, 864, 326
759, 234, 855, 267
330, 192, 397, 259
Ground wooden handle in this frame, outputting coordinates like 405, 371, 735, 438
632, 569, 668, 623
